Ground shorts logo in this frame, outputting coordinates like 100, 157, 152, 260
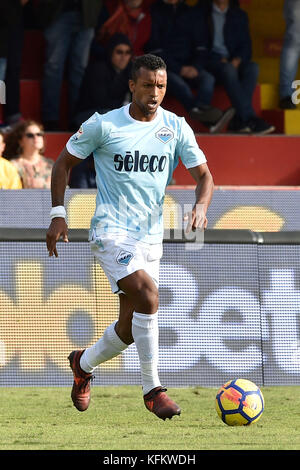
116, 250, 134, 266
155, 127, 174, 144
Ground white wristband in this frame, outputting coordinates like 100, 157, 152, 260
50, 205, 66, 220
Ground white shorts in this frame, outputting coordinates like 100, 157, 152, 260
89, 231, 163, 294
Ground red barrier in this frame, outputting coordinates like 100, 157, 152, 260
173, 135, 300, 186
44, 133, 300, 186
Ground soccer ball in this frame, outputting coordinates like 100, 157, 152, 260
215, 379, 264, 426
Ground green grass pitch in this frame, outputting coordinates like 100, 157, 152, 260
0, 385, 300, 451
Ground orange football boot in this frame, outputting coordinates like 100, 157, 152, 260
68, 350, 94, 412
144, 387, 181, 420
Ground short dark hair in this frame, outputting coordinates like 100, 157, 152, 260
131, 54, 167, 81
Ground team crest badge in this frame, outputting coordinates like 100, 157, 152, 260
116, 250, 134, 266
155, 127, 174, 144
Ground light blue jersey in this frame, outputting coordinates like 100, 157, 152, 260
66, 104, 206, 244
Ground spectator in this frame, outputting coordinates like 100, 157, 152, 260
36, 0, 104, 131
199, 0, 275, 134
70, 33, 132, 188
0, 130, 22, 189
145, 0, 235, 133
4, 120, 54, 189
279, 0, 300, 109
73, 32, 132, 129
0, 3, 10, 83
1, 0, 29, 127
96, 0, 153, 57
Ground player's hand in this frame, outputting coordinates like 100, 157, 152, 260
183, 205, 208, 234
46, 218, 69, 257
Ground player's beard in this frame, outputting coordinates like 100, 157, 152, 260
137, 99, 158, 117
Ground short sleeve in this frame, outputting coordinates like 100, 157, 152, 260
176, 118, 207, 169
66, 112, 103, 159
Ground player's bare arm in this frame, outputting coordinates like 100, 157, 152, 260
184, 163, 214, 232
46, 147, 82, 257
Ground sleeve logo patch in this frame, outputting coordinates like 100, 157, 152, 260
74, 126, 83, 140
155, 127, 174, 144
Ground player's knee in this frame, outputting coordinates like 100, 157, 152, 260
135, 283, 159, 314
118, 272, 159, 313
144, 287, 159, 313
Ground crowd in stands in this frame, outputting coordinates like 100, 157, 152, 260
0, 0, 298, 189
279, 0, 300, 110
